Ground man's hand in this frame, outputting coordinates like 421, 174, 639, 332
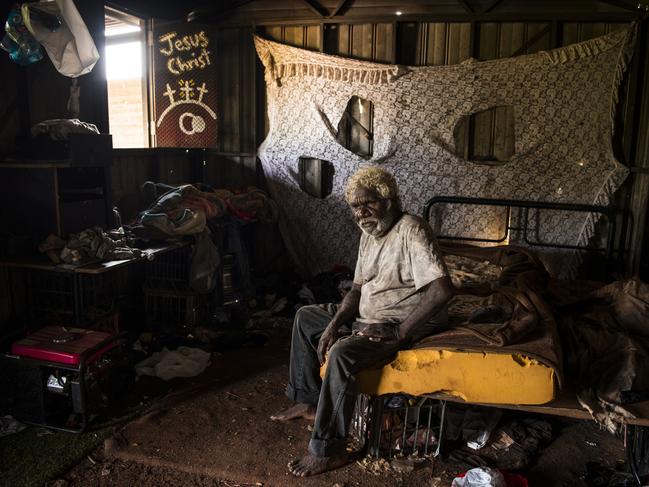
317, 323, 340, 365
317, 284, 362, 365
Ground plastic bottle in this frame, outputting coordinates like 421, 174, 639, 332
0, 6, 43, 66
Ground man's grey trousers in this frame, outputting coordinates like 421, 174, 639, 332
285, 304, 403, 457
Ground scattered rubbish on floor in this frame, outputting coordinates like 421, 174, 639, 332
449, 448, 489, 468
270, 297, 288, 314
356, 456, 392, 475
407, 427, 437, 450
583, 461, 636, 487
389, 456, 429, 473
0, 415, 26, 438
466, 409, 503, 450
491, 430, 516, 451
452, 467, 506, 487
297, 284, 316, 304
452, 467, 528, 487
445, 413, 554, 472
356, 455, 431, 476
135, 346, 211, 380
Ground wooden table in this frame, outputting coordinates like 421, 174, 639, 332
1, 241, 189, 327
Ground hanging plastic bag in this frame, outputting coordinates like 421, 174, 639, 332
0, 5, 43, 66
22, 0, 99, 77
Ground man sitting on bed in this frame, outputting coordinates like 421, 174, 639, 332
270, 165, 455, 477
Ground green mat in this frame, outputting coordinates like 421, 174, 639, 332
0, 423, 113, 487
0, 388, 157, 487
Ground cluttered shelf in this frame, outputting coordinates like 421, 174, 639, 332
0, 239, 195, 337
0, 240, 189, 274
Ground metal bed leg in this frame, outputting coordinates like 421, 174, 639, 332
369, 396, 384, 458
434, 400, 447, 458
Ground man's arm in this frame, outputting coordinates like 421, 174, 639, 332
397, 275, 455, 345
316, 283, 361, 364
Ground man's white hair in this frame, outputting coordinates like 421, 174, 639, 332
344, 166, 401, 207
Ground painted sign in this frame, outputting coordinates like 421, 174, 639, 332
153, 22, 217, 148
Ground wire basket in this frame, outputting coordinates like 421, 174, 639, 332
144, 243, 192, 291
351, 394, 443, 458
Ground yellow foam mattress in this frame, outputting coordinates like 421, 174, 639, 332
325, 348, 556, 405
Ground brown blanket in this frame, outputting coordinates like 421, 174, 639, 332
417, 243, 563, 387
553, 278, 649, 432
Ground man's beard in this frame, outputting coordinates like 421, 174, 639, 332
358, 214, 394, 237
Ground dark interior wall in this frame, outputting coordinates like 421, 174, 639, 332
0, 53, 23, 156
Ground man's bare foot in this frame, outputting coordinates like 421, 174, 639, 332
270, 403, 316, 422
288, 453, 348, 477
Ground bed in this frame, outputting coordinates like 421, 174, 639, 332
344, 196, 649, 483
353, 195, 605, 406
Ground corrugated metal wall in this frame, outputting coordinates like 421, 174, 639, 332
215, 19, 636, 165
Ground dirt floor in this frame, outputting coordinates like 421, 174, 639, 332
42, 319, 628, 487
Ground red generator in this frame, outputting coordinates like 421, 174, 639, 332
1, 326, 132, 432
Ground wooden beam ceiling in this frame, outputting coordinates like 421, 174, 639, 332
457, 0, 474, 14
186, 0, 256, 22
481, 0, 505, 14
298, 0, 329, 17
330, 0, 355, 17
597, 0, 643, 11
183, 0, 642, 26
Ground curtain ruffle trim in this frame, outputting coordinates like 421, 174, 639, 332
543, 27, 632, 65
254, 35, 408, 86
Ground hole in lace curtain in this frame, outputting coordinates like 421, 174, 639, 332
298, 157, 334, 198
454, 106, 515, 165
336, 96, 373, 159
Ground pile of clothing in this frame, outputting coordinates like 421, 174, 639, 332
132, 182, 278, 293
39, 227, 144, 266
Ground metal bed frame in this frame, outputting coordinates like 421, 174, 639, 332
423, 196, 618, 261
